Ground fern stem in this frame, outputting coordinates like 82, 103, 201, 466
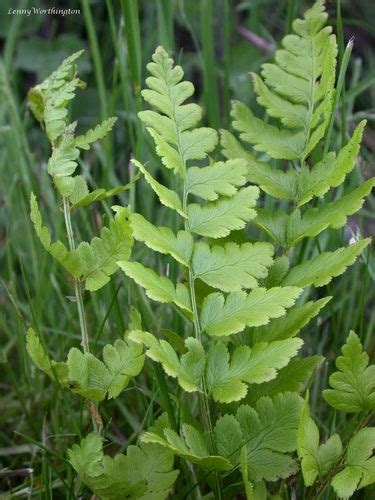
62, 197, 102, 435
182, 186, 224, 500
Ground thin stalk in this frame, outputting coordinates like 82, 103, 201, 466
323, 37, 353, 155
286, 0, 298, 35
3, 0, 28, 73
62, 197, 102, 434
336, 0, 347, 147
182, 185, 224, 500
81, 0, 113, 183
222, 0, 230, 127
157, 0, 174, 53
200, 0, 221, 129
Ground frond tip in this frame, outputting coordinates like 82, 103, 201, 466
232, 0, 337, 161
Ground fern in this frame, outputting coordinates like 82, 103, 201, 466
26, 328, 144, 401
298, 333, 375, 498
323, 331, 375, 413
129, 330, 301, 403
24, 4, 373, 496
231, 0, 337, 161
143, 392, 303, 481
68, 433, 179, 499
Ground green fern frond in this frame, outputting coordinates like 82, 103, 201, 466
143, 392, 303, 481
76, 207, 133, 292
26, 328, 144, 401
200, 286, 302, 336
139, 46, 218, 177
129, 330, 301, 403
323, 331, 375, 413
68, 433, 179, 499
232, 1, 337, 161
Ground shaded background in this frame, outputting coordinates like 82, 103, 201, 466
0, 0, 374, 497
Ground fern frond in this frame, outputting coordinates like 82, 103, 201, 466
130, 330, 301, 403
28, 50, 85, 143
185, 159, 247, 201
228, 121, 366, 206
30, 194, 83, 276
77, 207, 133, 291
69, 174, 140, 207
68, 433, 179, 499
142, 425, 233, 472
282, 239, 370, 287
139, 46, 217, 177
144, 393, 303, 481
191, 241, 274, 292
331, 427, 375, 498
232, 1, 337, 161
75, 117, 117, 150
26, 328, 144, 401
297, 395, 342, 487
187, 186, 259, 238
255, 179, 374, 247
130, 213, 193, 267
132, 159, 186, 217
247, 356, 324, 404
118, 261, 192, 313
200, 286, 302, 336
323, 331, 375, 413
253, 297, 331, 342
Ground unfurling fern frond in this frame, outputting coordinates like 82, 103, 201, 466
28, 51, 133, 292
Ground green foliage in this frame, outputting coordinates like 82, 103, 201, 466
30, 193, 82, 276
75, 117, 118, 150
31, 195, 133, 291
323, 331, 375, 413
22, 2, 373, 497
255, 179, 374, 248
129, 330, 301, 403
223, 121, 366, 207
297, 334, 375, 498
77, 206, 133, 292
118, 261, 192, 313
297, 394, 343, 486
282, 239, 371, 287
331, 428, 375, 498
143, 392, 303, 481
252, 297, 331, 342
68, 433, 179, 499
185, 159, 247, 201
26, 328, 144, 401
200, 286, 302, 336
27, 50, 86, 143
231, 0, 337, 161
129, 213, 193, 267
28, 51, 133, 292
191, 241, 274, 292
138, 46, 218, 178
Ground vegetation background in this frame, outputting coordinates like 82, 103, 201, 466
0, 0, 374, 497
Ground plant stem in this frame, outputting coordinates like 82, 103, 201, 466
62, 197, 102, 434
182, 185, 224, 500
